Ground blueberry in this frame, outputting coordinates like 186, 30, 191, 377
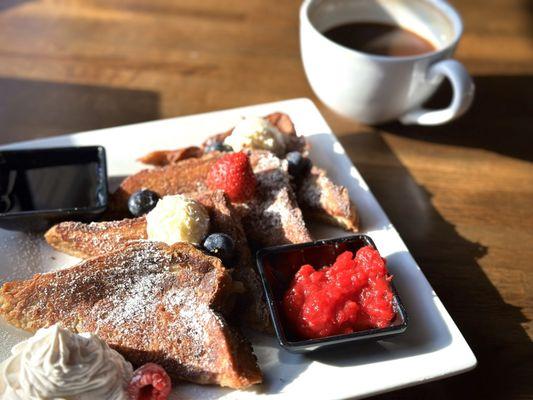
128, 189, 160, 217
286, 151, 311, 177
205, 142, 233, 153
202, 233, 235, 264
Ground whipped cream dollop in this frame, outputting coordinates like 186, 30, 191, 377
146, 194, 210, 245
224, 116, 286, 155
0, 324, 133, 400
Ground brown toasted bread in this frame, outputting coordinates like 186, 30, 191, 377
45, 217, 147, 259
241, 150, 312, 246
134, 112, 358, 233
108, 151, 312, 247
46, 191, 271, 332
47, 191, 224, 259
107, 152, 219, 217
140, 112, 306, 168
137, 146, 203, 167
0, 241, 262, 389
298, 166, 359, 232
195, 191, 271, 332
201, 112, 306, 154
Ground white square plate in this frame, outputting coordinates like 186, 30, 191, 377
0, 98, 476, 399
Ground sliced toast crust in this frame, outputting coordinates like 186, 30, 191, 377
0, 241, 262, 389
298, 166, 359, 232
45, 191, 272, 332
130, 112, 358, 234
108, 151, 312, 247
45, 217, 147, 258
139, 112, 306, 168
241, 150, 312, 246
108, 152, 220, 217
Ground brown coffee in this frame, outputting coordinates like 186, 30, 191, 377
323, 22, 436, 57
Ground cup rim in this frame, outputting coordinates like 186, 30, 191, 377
300, 0, 464, 62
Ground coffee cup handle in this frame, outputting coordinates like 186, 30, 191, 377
399, 59, 475, 126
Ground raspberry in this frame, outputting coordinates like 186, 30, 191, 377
206, 152, 256, 203
128, 363, 172, 400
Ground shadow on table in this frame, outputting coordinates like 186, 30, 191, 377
0, 77, 160, 144
528, 1, 533, 40
378, 75, 533, 162
0, 0, 32, 12
337, 132, 531, 399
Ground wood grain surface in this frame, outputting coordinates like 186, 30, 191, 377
0, 1, 531, 399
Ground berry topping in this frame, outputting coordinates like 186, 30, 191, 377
286, 151, 311, 177
205, 142, 233, 153
202, 233, 235, 264
206, 152, 256, 202
128, 190, 160, 217
128, 363, 172, 400
283, 246, 395, 339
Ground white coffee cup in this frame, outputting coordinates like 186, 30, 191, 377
300, 0, 475, 125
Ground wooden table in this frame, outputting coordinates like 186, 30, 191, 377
0, 1, 531, 398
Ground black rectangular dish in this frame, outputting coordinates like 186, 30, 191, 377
256, 234, 408, 353
0, 146, 108, 231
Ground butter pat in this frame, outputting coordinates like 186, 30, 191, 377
146, 194, 209, 245
224, 116, 286, 155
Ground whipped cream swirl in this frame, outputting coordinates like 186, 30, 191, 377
0, 324, 133, 400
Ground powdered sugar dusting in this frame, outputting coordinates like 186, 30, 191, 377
0, 231, 78, 283
3, 241, 225, 373
241, 151, 311, 245
99, 273, 166, 331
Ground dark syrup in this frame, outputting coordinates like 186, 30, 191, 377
324, 22, 436, 57
0, 150, 102, 214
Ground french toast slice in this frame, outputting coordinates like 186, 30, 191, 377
46, 190, 271, 332
0, 241, 262, 389
108, 151, 312, 247
45, 216, 146, 259
139, 112, 306, 167
134, 112, 358, 233
201, 111, 307, 154
47, 191, 221, 259
138, 146, 204, 167
298, 166, 359, 232
196, 191, 271, 332
242, 150, 312, 246
107, 152, 219, 218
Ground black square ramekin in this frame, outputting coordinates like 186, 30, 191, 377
256, 234, 408, 353
0, 146, 108, 231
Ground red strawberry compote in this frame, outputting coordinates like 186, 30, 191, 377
283, 246, 395, 339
